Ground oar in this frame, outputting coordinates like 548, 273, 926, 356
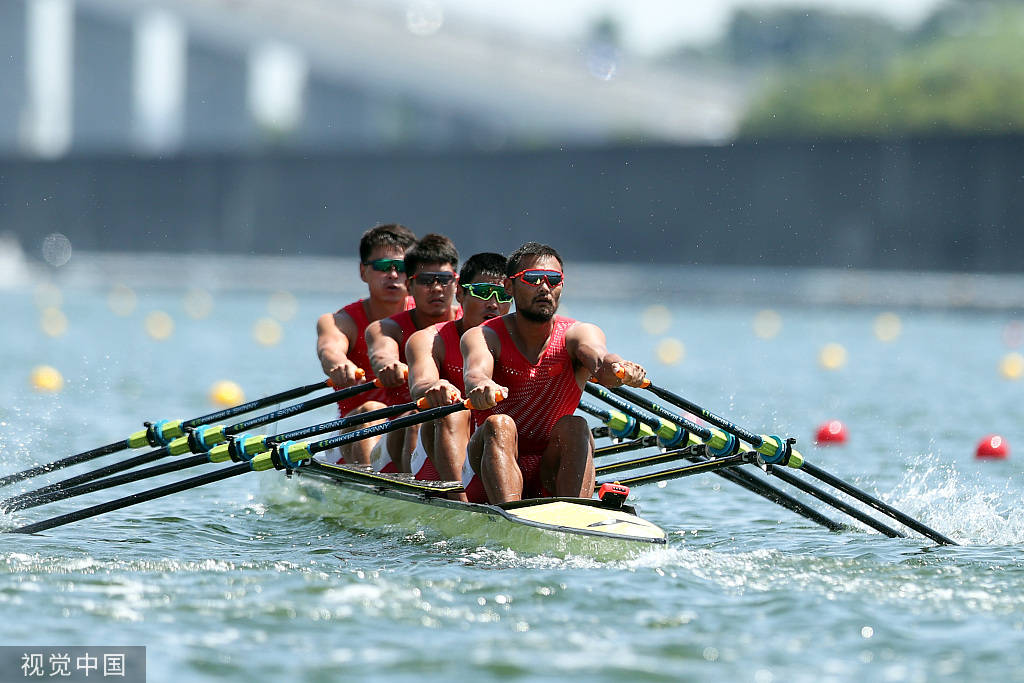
598, 450, 757, 488
0, 379, 380, 510
619, 380, 956, 545
5, 400, 418, 512
577, 401, 657, 440
0, 377, 349, 489
600, 384, 907, 538
585, 383, 846, 532
593, 436, 660, 458
8, 399, 473, 534
595, 443, 709, 477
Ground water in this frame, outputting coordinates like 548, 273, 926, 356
2, 256, 1024, 682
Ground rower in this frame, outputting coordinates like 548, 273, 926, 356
406, 253, 512, 497
462, 242, 648, 503
365, 234, 461, 472
315, 223, 417, 465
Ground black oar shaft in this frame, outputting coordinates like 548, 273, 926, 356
223, 382, 376, 436
799, 462, 956, 545
8, 455, 210, 512
306, 402, 468, 456
1, 447, 171, 511
183, 380, 330, 429
636, 381, 957, 545
602, 452, 748, 487
767, 467, 904, 538
576, 401, 612, 422
0, 379, 339, 490
594, 437, 659, 459
715, 467, 846, 532
9, 463, 252, 534
610, 386, 708, 438
643, 382, 764, 447
271, 402, 414, 443
596, 445, 702, 476
594, 387, 844, 532
0, 439, 129, 488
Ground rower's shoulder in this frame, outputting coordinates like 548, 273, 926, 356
318, 308, 357, 338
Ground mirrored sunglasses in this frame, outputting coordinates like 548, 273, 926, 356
412, 271, 458, 286
363, 258, 406, 273
512, 269, 564, 287
461, 282, 512, 303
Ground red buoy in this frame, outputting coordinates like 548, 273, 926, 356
815, 420, 848, 445
975, 434, 1009, 459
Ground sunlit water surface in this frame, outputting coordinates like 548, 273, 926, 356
2, 262, 1024, 682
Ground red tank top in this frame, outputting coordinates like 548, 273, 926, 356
435, 320, 464, 394
380, 310, 419, 404
335, 298, 412, 414
478, 315, 582, 456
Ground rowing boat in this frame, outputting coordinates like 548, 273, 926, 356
291, 460, 667, 558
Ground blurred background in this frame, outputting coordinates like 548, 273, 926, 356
0, 0, 1022, 298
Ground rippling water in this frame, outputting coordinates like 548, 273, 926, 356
2, 256, 1024, 682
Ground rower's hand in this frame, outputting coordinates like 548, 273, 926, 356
327, 362, 364, 389
467, 381, 507, 410
596, 360, 647, 388
421, 380, 462, 408
376, 362, 409, 388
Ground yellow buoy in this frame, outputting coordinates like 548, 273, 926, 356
656, 337, 685, 365
30, 365, 64, 392
183, 288, 214, 319
819, 342, 847, 371
641, 305, 672, 336
1000, 352, 1024, 380
268, 290, 298, 322
209, 380, 245, 407
252, 317, 283, 346
40, 307, 68, 337
144, 311, 175, 340
753, 309, 782, 339
107, 284, 137, 316
874, 312, 902, 342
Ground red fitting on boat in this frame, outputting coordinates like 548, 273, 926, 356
598, 482, 630, 509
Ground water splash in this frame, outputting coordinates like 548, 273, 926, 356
889, 454, 1024, 545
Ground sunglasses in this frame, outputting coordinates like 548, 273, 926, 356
511, 269, 564, 287
363, 258, 406, 273
411, 271, 458, 287
461, 282, 513, 303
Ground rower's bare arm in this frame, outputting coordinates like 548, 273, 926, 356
462, 326, 506, 410
316, 312, 362, 388
407, 329, 459, 406
568, 322, 647, 387
366, 319, 407, 387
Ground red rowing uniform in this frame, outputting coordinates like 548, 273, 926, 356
380, 309, 420, 405
334, 297, 415, 415
410, 320, 464, 482
466, 315, 583, 500
435, 320, 465, 394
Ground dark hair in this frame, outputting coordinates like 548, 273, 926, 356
404, 233, 459, 277
506, 242, 563, 276
359, 224, 416, 263
459, 252, 507, 283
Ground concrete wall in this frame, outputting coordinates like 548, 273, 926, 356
2, 137, 1022, 271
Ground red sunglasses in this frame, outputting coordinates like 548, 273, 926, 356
511, 269, 564, 287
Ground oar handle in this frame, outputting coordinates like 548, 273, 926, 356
615, 367, 652, 388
